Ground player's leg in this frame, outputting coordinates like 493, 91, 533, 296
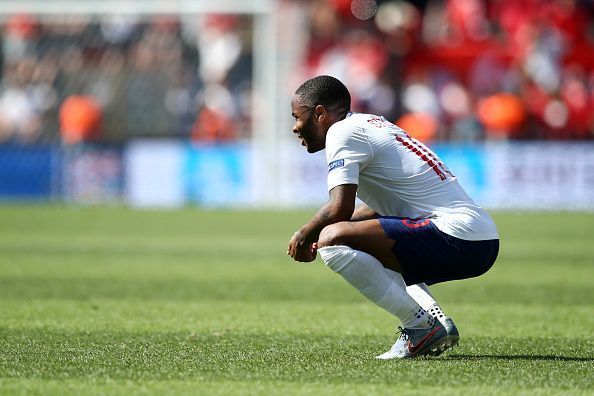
406, 282, 447, 326
404, 281, 459, 351
316, 244, 431, 330
406, 283, 444, 320
320, 217, 499, 357
317, 220, 448, 359
317, 219, 401, 271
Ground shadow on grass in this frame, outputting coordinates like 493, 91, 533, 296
445, 354, 594, 362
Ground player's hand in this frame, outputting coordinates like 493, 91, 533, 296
287, 232, 317, 262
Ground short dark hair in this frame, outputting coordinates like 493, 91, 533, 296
295, 75, 351, 119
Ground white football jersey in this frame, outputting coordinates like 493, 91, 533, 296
325, 113, 499, 241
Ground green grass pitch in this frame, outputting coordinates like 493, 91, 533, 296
0, 205, 593, 395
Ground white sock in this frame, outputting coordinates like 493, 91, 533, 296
318, 245, 434, 329
404, 281, 447, 325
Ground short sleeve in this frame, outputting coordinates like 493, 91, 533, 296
325, 121, 372, 191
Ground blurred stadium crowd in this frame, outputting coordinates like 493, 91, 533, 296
0, 13, 253, 144
300, 0, 594, 141
1, 0, 593, 145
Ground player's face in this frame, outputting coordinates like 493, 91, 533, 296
291, 97, 325, 153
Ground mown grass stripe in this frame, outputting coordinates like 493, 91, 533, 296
1, 329, 592, 388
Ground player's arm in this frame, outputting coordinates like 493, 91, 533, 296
287, 184, 357, 262
350, 203, 378, 221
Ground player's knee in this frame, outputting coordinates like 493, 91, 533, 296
318, 245, 356, 272
318, 223, 349, 248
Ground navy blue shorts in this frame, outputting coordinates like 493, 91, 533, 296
377, 216, 499, 286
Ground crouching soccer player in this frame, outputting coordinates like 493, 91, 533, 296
287, 75, 499, 359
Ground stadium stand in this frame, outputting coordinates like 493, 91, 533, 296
299, 0, 594, 141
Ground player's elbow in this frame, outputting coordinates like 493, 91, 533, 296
318, 203, 354, 248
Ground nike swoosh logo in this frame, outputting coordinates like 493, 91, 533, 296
407, 327, 439, 354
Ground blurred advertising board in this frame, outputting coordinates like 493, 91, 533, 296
276, 142, 594, 211
433, 143, 594, 210
125, 141, 185, 207
2, 141, 593, 209
125, 141, 254, 208
183, 143, 253, 206
62, 145, 123, 204
0, 144, 57, 200
0, 143, 123, 203
276, 142, 328, 207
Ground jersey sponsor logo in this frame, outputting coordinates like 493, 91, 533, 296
328, 159, 345, 172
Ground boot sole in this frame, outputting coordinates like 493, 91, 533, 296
420, 335, 460, 357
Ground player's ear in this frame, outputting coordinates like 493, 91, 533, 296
314, 104, 326, 122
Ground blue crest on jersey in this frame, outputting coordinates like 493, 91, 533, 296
328, 159, 345, 172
